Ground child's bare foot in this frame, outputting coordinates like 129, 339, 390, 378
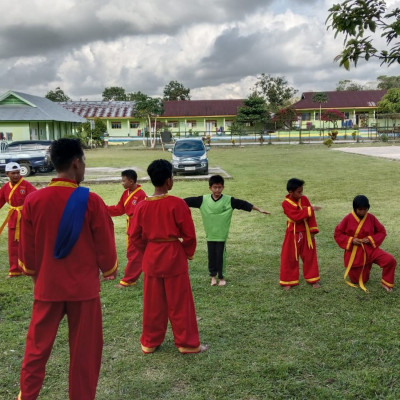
381, 283, 393, 292
312, 282, 321, 289
218, 279, 226, 286
283, 285, 291, 290
115, 283, 126, 288
211, 277, 217, 286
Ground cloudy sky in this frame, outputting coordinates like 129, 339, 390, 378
1, 0, 400, 101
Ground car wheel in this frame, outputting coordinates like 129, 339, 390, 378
19, 163, 31, 177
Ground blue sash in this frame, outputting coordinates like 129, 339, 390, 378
54, 186, 89, 259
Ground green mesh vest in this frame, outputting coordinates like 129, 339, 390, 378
200, 194, 233, 241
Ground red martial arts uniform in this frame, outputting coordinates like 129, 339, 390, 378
130, 194, 201, 353
280, 195, 320, 287
17, 178, 117, 400
107, 185, 146, 286
334, 211, 396, 290
0, 178, 36, 276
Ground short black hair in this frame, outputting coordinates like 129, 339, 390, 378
209, 175, 224, 186
287, 178, 305, 192
121, 169, 137, 182
353, 195, 370, 211
147, 159, 172, 187
50, 138, 84, 172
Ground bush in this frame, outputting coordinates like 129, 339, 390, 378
381, 133, 388, 142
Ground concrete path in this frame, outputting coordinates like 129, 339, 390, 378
332, 146, 400, 160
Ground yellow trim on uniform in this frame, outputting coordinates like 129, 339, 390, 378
382, 279, 394, 288
344, 211, 368, 292
48, 180, 78, 188
306, 276, 320, 283
119, 280, 137, 287
102, 259, 118, 277
178, 345, 201, 354
141, 344, 158, 353
368, 235, 376, 248
17, 391, 22, 400
346, 236, 353, 251
18, 259, 35, 275
146, 194, 170, 201
8, 271, 23, 277
280, 279, 299, 285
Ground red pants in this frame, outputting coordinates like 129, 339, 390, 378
8, 228, 22, 276
280, 231, 320, 286
141, 273, 200, 351
348, 248, 396, 288
19, 298, 103, 400
119, 245, 143, 286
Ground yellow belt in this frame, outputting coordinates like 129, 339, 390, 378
0, 205, 23, 240
344, 243, 368, 292
287, 219, 313, 261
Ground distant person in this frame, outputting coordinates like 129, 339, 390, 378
280, 178, 321, 289
107, 169, 146, 287
131, 159, 207, 354
17, 138, 118, 400
184, 174, 269, 286
334, 195, 396, 292
0, 162, 36, 278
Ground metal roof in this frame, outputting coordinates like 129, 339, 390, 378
162, 99, 244, 117
0, 91, 86, 122
292, 90, 387, 110
60, 101, 135, 119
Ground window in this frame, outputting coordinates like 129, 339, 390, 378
225, 120, 233, 127
111, 121, 121, 129
301, 113, 311, 121
186, 120, 197, 128
168, 121, 178, 128
130, 122, 139, 129
344, 112, 350, 119
245, 122, 254, 127
315, 112, 320, 120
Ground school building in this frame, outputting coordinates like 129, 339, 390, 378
0, 91, 85, 141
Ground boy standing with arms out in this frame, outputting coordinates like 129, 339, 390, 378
131, 159, 207, 354
107, 169, 146, 287
17, 139, 118, 400
334, 195, 396, 292
185, 175, 269, 287
0, 162, 36, 278
280, 178, 321, 290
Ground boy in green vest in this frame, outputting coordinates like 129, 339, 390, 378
184, 175, 269, 286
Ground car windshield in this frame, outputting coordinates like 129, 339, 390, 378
175, 141, 204, 151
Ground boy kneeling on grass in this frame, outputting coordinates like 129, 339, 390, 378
334, 195, 396, 292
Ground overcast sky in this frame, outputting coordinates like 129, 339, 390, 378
1, 0, 400, 101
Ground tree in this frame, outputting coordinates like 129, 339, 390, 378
163, 80, 191, 101
132, 93, 164, 148
321, 109, 346, 130
326, 0, 400, 69
336, 80, 366, 91
377, 75, 400, 89
378, 88, 400, 113
311, 92, 329, 126
102, 86, 127, 101
272, 107, 298, 129
252, 74, 297, 113
76, 118, 107, 147
45, 87, 71, 102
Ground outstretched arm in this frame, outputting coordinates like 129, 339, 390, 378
252, 205, 270, 215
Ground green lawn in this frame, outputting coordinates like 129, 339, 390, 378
1, 144, 400, 399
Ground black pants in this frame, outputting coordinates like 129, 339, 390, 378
207, 241, 226, 279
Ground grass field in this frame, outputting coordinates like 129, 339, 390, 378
1, 144, 400, 399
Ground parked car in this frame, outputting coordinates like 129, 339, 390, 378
169, 138, 209, 175
0, 140, 54, 176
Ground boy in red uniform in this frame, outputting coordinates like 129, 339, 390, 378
280, 178, 321, 289
107, 169, 146, 287
130, 159, 207, 354
0, 162, 36, 278
334, 195, 396, 292
17, 138, 118, 400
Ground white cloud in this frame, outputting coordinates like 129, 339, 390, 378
1, 0, 400, 100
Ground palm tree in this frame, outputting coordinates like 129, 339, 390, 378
312, 92, 329, 136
